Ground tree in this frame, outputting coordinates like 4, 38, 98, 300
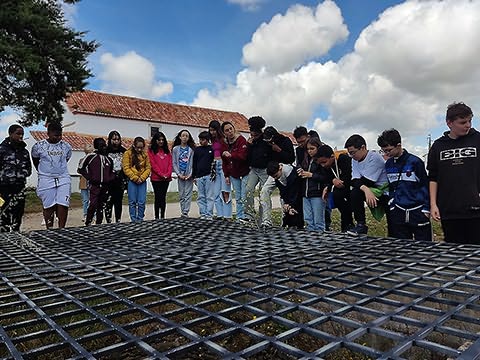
0, 0, 98, 126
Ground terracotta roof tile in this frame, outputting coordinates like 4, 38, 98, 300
66, 90, 250, 132
29, 131, 136, 151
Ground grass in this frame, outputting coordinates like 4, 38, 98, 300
24, 188, 444, 240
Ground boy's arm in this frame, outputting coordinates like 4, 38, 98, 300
429, 181, 440, 221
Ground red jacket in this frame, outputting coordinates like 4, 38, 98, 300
222, 135, 249, 178
148, 148, 173, 181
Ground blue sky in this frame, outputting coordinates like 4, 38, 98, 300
2, 0, 480, 155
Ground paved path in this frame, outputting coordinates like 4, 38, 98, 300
22, 195, 281, 232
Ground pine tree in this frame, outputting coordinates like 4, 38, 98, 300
0, 0, 98, 125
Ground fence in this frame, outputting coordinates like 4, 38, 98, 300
0, 218, 479, 359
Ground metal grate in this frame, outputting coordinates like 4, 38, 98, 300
0, 218, 480, 359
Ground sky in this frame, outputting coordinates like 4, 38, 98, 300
2, 0, 480, 157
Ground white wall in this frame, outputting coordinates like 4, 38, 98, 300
24, 108, 250, 192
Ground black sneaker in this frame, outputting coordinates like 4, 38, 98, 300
346, 223, 368, 236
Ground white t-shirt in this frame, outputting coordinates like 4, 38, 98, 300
32, 140, 72, 189
352, 150, 387, 187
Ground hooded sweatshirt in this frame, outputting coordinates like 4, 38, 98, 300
0, 138, 32, 187
427, 128, 480, 219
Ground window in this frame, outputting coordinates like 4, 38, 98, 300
150, 125, 161, 138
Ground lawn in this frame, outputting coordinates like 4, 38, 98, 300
25, 188, 444, 240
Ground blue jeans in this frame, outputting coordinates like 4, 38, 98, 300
196, 175, 214, 218
231, 175, 248, 220
127, 180, 147, 222
81, 188, 89, 216
260, 176, 276, 226
178, 178, 194, 216
245, 167, 269, 221
303, 197, 326, 231
212, 159, 232, 218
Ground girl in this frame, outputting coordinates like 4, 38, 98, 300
221, 121, 249, 222
122, 137, 151, 222
148, 132, 173, 219
209, 120, 232, 219
297, 137, 328, 232
0, 124, 32, 232
105, 130, 127, 223
172, 129, 195, 217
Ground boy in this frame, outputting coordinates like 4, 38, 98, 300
192, 131, 214, 220
377, 129, 431, 241
266, 161, 303, 229
0, 124, 32, 232
314, 144, 354, 232
78, 138, 115, 225
427, 102, 480, 244
344, 134, 390, 236
32, 122, 72, 229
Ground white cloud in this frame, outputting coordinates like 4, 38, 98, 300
242, 0, 348, 73
99, 51, 173, 100
193, 0, 480, 151
227, 0, 265, 11
0, 113, 21, 127
0, 113, 21, 140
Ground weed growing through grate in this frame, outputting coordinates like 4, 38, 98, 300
148, 330, 190, 352
186, 319, 228, 337
283, 330, 329, 352
125, 318, 165, 337
324, 347, 373, 360
213, 330, 258, 353
252, 319, 289, 337
246, 345, 297, 359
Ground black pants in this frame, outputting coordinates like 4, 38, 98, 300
332, 188, 354, 232
105, 178, 124, 223
151, 180, 170, 219
351, 187, 392, 233
0, 186, 26, 232
389, 206, 432, 241
86, 184, 109, 225
441, 218, 480, 244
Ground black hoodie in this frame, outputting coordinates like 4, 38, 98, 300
427, 128, 480, 219
0, 138, 32, 187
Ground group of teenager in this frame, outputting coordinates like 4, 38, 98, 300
0, 101, 479, 244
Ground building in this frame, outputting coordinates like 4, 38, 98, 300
26, 90, 250, 191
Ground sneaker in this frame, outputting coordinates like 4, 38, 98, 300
346, 223, 368, 236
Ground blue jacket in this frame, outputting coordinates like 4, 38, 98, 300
385, 149, 429, 212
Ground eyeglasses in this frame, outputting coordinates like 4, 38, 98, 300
348, 145, 365, 157
379, 144, 400, 155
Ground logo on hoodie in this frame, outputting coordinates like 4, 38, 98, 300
440, 147, 477, 161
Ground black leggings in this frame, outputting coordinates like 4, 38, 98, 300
152, 181, 170, 219
105, 179, 124, 223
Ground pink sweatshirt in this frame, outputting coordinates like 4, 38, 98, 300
148, 149, 173, 181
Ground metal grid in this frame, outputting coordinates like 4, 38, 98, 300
0, 218, 480, 359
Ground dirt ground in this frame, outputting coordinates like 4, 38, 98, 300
21, 203, 184, 232
21, 196, 282, 232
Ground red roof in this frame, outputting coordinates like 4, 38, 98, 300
66, 90, 250, 132
29, 131, 136, 151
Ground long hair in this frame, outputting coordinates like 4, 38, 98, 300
106, 130, 126, 153
150, 131, 170, 154
208, 120, 225, 142
172, 129, 196, 149
131, 137, 145, 171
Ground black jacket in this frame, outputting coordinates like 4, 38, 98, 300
247, 135, 273, 169
0, 138, 32, 187
270, 134, 295, 165
192, 145, 214, 178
